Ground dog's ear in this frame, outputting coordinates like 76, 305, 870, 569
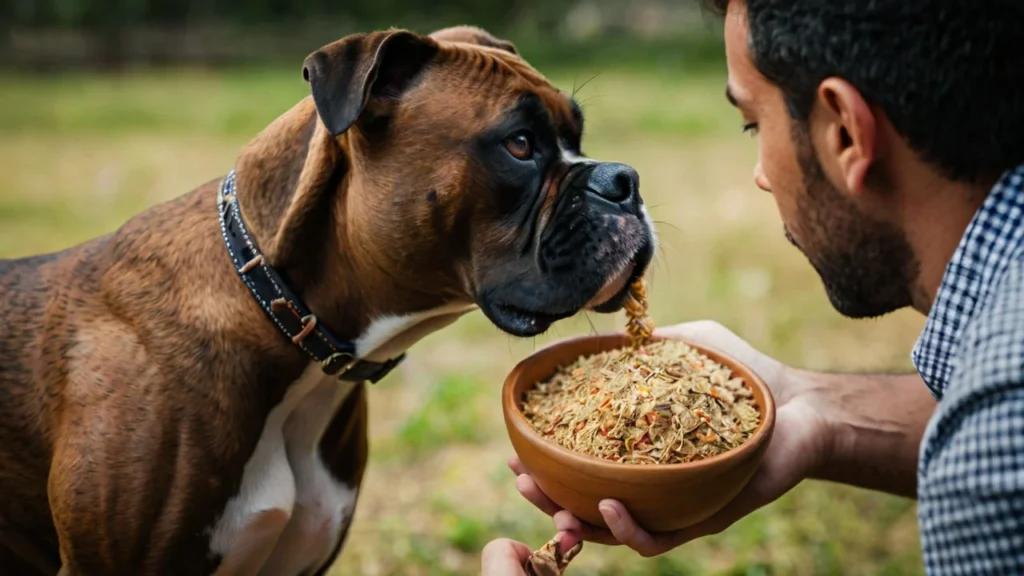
302, 29, 439, 137
429, 25, 518, 55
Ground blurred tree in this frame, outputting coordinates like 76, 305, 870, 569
0, 0, 722, 71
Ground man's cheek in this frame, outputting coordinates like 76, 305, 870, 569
767, 190, 804, 247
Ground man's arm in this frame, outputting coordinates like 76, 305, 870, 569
798, 371, 937, 498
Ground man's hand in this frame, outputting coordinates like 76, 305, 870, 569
481, 539, 533, 575
481, 532, 582, 575
509, 320, 933, 557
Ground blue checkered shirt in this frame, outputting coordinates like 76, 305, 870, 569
911, 163, 1024, 574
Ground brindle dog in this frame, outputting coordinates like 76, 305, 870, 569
0, 25, 655, 575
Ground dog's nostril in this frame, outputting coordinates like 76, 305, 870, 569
585, 162, 639, 204
613, 172, 636, 201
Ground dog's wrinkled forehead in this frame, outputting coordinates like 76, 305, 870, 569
301, 27, 584, 170
421, 40, 584, 149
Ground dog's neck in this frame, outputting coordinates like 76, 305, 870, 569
229, 97, 475, 364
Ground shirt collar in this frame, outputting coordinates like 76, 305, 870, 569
912, 163, 1024, 398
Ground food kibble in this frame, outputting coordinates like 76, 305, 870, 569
521, 277, 761, 465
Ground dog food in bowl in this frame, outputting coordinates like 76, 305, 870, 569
521, 279, 761, 466
502, 277, 775, 534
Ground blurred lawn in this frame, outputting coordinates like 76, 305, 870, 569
0, 62, 926, 575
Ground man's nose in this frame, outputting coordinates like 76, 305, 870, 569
754, 162, 771, 192
583, 162, 639, 208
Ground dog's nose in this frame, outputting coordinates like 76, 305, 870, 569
584, 162, 639, 206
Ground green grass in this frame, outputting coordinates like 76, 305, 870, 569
0, 61, 927, 575
391, 375, 492, 456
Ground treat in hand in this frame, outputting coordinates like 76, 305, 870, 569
524, 533, 583, 576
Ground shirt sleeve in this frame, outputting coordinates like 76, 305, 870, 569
917, 266, 1024, 574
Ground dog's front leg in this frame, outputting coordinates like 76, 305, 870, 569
309, 381, 370, 576
48, 415, 237, 576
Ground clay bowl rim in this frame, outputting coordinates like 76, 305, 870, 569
502, 331, 777, 474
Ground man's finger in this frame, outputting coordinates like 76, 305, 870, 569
598, 500, 673, 557
553, 510, 620, 546
515, 474, 563, 517
508, 456, 527, 476
481, 539, 532, 576
557, 530, 582, 555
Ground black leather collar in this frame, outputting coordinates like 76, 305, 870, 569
216, 169, 404, 383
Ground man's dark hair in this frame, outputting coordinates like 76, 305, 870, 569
702, 0, 1024, 184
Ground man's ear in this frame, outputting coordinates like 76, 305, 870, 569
815, 77, 879, 196
429, 25, 518, 55
302, 29, 439, 137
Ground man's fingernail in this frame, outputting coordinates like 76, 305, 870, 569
599, 503, 620, 525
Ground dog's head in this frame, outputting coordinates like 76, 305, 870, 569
298, 26, 656, 338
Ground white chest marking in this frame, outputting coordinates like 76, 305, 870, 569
258, 376, 359, 575
207, 302, 477, 575
354, 301, 477, 363
208, 365, 356, 576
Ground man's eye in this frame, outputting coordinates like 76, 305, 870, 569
503, 133, 534, 160
742, 122, 759, 136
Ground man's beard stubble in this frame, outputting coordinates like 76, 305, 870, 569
789, 124, 919, 319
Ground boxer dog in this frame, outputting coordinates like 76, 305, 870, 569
0, 25, 655, 575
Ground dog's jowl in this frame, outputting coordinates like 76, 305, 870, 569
0, 25, 655, 576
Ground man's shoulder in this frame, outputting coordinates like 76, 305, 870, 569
917, 254, 1024, 574
914, 169, 1024, 575
983, 247, 1024, 310
927, 250, 1024, 445
957, 252, 1024, 356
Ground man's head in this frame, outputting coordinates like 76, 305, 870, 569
702, 0, 1024, 317
280, 26, 654, 338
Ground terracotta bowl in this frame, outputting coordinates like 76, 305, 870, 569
502, 332, 776, 533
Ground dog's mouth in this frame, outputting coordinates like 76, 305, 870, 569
489, 302, 577, 337
481, 238, 651, 338
583, 250, 643, 313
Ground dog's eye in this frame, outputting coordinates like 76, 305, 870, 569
503, 133, 533, 160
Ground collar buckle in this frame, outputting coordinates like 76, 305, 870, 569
321, 352, 357, 376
